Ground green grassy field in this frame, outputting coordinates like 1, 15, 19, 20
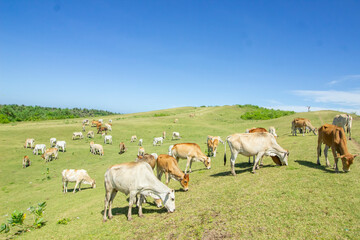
1, 105, 360, 239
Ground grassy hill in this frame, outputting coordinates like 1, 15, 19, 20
1, 105, 359, 239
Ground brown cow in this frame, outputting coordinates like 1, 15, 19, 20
97, 126, 108, 134
91, 120, 99, 127
292, 118, 317, 136
207, 138, 219, 157
136, 153, 156, 169
317, 124, 358, 172
22, 156, 31, 168
157, 154, 189, 191
119, 142, 127, 154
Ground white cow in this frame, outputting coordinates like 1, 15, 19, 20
104, 135, 113, 144
55, 141, 66, 152
332, 114, 353, 140
83, 119, 89, 125
62, 169, 96, 193
50, 138, 57, 147
224, 132, 289, 175
92, 144, 104, 156
98, 119, 103, 123
131, 135, 137, 142
24, 138, 35, 149
33, 144, 46, 155
72, 132, 84, 140
138, 139, 143, 146
109, 119, 112, 123
138, 147, 145, 157
153, 137, 163, 146
268, 127, 277, 137
103, 162, 175, 221
172, 132, 181, 140
168, 145, 174, 156
105, 123, 112, 131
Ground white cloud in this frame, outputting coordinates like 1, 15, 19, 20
267, 105, 359, 115
293, 90, 360, 107
328, 75, 360, 85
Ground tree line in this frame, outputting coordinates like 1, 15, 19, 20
0, 104, 118, 123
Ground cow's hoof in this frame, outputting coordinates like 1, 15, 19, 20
139, 214, 144, 218
103, 219, 107, 223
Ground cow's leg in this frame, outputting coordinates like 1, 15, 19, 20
73, 181, 79, 193
78, 181, 82, 191
317, 142, 322, 165
324, 145, 331, 167
64, 181, 68, 193
165, 172, 170, 185
252, 152, 264, 173
214, 148, 217, 157
63, 180, 66, 193
157, 169, 163, 181
108, 190, 117, 220
138, 194, 145, 218
260, 155, 264, 166
302, 126, 305, 136
184, 157, 192, 173
127, 192, 137, 221
248, 156, 251, 164
230, 152, 238, 176
103, 190, 111, 222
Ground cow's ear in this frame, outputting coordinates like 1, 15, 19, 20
353, 154, 358, 159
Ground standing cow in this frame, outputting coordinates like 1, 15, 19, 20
332, 114, 352, 140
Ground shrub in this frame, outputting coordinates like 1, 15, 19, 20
239, 105, 294, 120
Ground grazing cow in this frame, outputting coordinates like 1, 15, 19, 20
103, 162, 176, 221
82, 125, 86, 132
172, 132, 181, 140
72, 132, 84, 140
138, 139, 143, 146
163, 131, 166, 139
55, 141, 66, 152
224, 132, 289, 175
105, 123, 112, 131
207, 138, 219, 157
153, 137, 163, 146
91, 120, 99, 127
170, 143, 211, 173
50, 138, 57, 147
97, 127, 108, 134
96, 122, 102, 129
138, 147, 145, 157
136, 153, 157, 169
62, 169, 96, 193
174, 119, 178, 123
109, 119, 112, 123
83, 119, 89, 125
131, 135, 137, 142
24, 138, 35, 149
245, 127, 279, 165
92, 144, 104, 156
87, 131, 94, 138
41, 147, 59, 162
104, 135, 113, 144
207, 135, 225, 144
98, 119, 103, 123
119, 142, 127, 154
317, 124, 358, 172
291, 118, 317, 136
168, 145, 174, 155
33, 144, 46, 155
189, 113, 195, 118
22, 156, 31, 168
157, 154, 189, 191
332, 114, 353, 140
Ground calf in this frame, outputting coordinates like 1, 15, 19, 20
207, 138, 219, 157
83, 119, 89, 125
91, 120, 99, 127
153, 137, 163, 146
24, 138, 35, 149
136, 153, 157, 169
22, 156, 31, 168
62, 169, 96, 193
119, 142, 127, 154
170, 143, 211, 173
97, 127, 108, 134
172, 132, 181, 140
92, 144, 104, 156
157, 154, 189, 191
105, 123, 112, 131
317, 124, 358, 172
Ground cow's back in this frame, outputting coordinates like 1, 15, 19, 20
172, 143, 201, 158
228, 132, 278, 155
318, 124, 346, 147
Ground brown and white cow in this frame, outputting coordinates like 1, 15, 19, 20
157, 154, 189, 191
317, 124, 357, 172
97, 126, 108, 134
138, 147, 145, 157
207, 138, 219, 157
291, 118, 317, 136
22, 156, 31, 168
224, 132, 289, 175
170, 143, 211, 173
332, 114, 353, 140
131, 135, 137, 142
136, 153, 157, 170
119, 142, 127, 154
41, 147, 59, 162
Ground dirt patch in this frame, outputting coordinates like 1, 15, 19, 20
202, 229, 233, 240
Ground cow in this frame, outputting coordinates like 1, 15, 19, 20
170, 143, 211, 173
138, 139, 143, 146
136, 153, 157, 169
72, 132, 84, 140
62, 169, 96, 193
245, 127, 280, 165
82, 125, 86, 132
224, 132, 289, 175
131, 135, 137, 142
98, 119, 103, 123
109, 119, 112, 123
22, 156, 31, 168
163, 131, 166, 139
105, 123, 112, 131
83, 119, 89, 125
332, 114, 353, 140
153, 137, 163, 146
172, 132, 181, 140
138, 147, 145, 157
97, 127, 108, 134
207, 138, 219, 157
317, 124, 358, 172
41, 147, 59, 162
168, 145, 174, 155
174, 119, 178, 123
207, 135, 225, 144
50, 138, 57, 147
91, 120, 99, 127
189, 113, 195, 118
87, 131, 94, 138
92, 144, 104, 156
104, 135, 112, 144
291, 118, 317, 136
55, 141, 66, 152
24, 138, 35, 149
33, 144, 46, 155
119, 142, 127, 154
103, 162, 175, 221
157, 154, 189, 191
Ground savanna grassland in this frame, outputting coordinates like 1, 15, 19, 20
1, 105, 360, 239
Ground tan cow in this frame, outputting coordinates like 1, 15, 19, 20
119, 142, 127, 154
62, 169, 96, 193
91, 120, 99, 127
207, 138, 219, 157
170, 143, 211, 173
136, 153, 156, 169
291, 118, 317, 136
131, 135, 137, 142
41, 148, 59, 162
87, 131, 94, 138
22, 156, 31, 168
332, 114, 353, 140
174, 119, 178, 123
317, 124, 358, 172
24, 138, 35, 149
157, 154, 189, 191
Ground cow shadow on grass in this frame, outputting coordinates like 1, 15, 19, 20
295, 160, 340, 173
100, 205, 168, 220
65, 187, 93, 193
210, 162, 275, 177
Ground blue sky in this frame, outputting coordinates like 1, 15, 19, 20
1, 1, 360, 114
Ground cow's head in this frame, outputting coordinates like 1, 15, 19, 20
92, 180, 96, 189
41, 153, 45, 159
339, 154, 358, 172
181, 174, 189, 191
312, 128, 318, 135
203, 157, 211, 169
279, 151, 289, 166
163, 189, 176, 213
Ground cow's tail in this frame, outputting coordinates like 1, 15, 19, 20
318, 144, 321, 157
223, 136, 229, 166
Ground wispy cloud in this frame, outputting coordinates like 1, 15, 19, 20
328, 75, 360, 85
293, 90, 360, 107
267, 105, 359, 115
